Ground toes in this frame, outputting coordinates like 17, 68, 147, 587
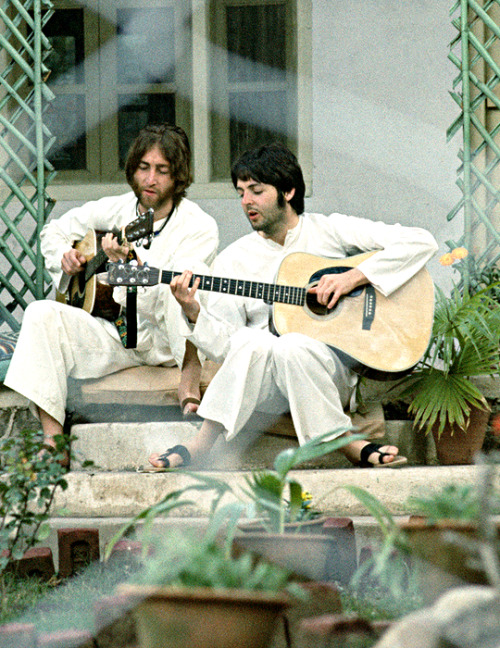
148, 453, 166, 468
369, 445, 399, 465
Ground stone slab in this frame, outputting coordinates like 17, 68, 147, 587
71, 417, 431, 472
50, 465, 494, 519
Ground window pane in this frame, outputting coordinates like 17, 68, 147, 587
45, 94, 87, 170
229, 90, 287, 161
116, 8, 175, 85
45, 9, 85, 85
117, 94, 176, 166
226, 4, 286, 82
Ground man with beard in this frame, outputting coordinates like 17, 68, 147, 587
5, 123, 218, 463
148, 142, 438, 470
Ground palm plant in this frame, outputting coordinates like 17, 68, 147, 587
398, 281, 500, 437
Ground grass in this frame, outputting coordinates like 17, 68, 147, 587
0, 559, 140, 633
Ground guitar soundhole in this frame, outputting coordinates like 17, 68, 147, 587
304, 266, 364, 319
306, 292, 330, 316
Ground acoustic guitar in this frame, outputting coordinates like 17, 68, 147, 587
56, 210, 154, 320
105, 250, 435, 379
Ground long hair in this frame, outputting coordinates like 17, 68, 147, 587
231, 143, 305, 214
125, 123, 192, 204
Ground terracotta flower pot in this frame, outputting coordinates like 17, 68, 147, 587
234, 531, 356, 585
399, 518, 499, 602
431, 405, 490, 464
118, 584, 289, 648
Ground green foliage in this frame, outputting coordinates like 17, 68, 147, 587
242, 429, 364, 533
134, 528, 302, 596
397, 283, 500, 437
104, 474, 234, 561
407, 483, 500, 523
0, 430, 70, 574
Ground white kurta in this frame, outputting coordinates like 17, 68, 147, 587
182, 212, 438, 444
5, 192, 219, 425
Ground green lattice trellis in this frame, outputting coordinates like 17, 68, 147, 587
448, 0, 500, 283
0, 0, 55, 331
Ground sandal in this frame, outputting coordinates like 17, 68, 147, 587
358, 442, 407, 468
181, 397, 201, 420
145, 444, 191, 472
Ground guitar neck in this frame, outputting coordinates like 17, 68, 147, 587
86, 248, 107, 279
156, 269, 307, 305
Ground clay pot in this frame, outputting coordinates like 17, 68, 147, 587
432, 405, 490, 464
118, 584, 289, 648
399, 518, 499, 602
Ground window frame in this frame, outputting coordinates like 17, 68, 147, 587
43, 0, 312, 201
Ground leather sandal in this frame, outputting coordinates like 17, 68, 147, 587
358, 442, 407, 468
181, 397, 201, 420
144, 444, 191, 473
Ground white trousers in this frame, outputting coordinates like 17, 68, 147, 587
197, 328, 356, 445
4, 300, 171, 426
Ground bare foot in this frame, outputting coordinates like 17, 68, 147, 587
180, 397, 201, 419
39, 436, 70, 468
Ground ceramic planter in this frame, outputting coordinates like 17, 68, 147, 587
431, 405, 490, 464
118, 584, 289, 648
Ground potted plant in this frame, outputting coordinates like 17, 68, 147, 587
344, 453, 500, 602
116, 525, 302, 648
234, 429, 362, 584
105, 430, 362, 590
396, 247, 500, 464
104, 485, 307, 648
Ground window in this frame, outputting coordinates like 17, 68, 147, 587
44, 0, 311, 197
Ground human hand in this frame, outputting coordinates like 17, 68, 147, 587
61, 248, 87, 275
308, 268, 368, 309
170, 270, 201, 324
101, 232, 132, 263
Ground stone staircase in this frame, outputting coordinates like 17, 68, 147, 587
2, 370, 500, 572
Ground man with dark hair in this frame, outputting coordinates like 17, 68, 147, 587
5, 123, 219, 462
148, 142, 438, 470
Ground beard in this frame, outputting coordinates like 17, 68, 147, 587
248, 204, 288, 237
131, 180, 174, 213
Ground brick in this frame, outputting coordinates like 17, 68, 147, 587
16, 547, 55, 580
1, 547, 55, 581
57, 528, 100, 578
322, 517, 357, 581
37, 629, 94, 648
300, 612, 375, 637
0, 623, 36, 648
94, 594, 137, 648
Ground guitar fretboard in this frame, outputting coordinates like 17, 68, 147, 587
144, 267, 307, 306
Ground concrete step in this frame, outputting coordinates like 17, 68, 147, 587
51, 464, 490, 519
70, 418, 435, 472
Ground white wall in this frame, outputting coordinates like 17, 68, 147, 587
194, 1, 462, 286
49, 1, 462, 286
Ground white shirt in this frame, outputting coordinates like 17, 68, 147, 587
184, 211, 438, 363
41, 191, 219, 365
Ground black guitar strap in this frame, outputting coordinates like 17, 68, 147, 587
125, 286, 138, 348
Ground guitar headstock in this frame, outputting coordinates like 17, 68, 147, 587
107, 261, 160, 287
124, 209, 154, 245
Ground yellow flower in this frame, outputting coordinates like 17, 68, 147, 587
451, 247, 468, 260
439, 253, 454, 266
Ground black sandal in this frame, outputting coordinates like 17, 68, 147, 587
358, 442, 407, 468
144, 444, 191, 472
